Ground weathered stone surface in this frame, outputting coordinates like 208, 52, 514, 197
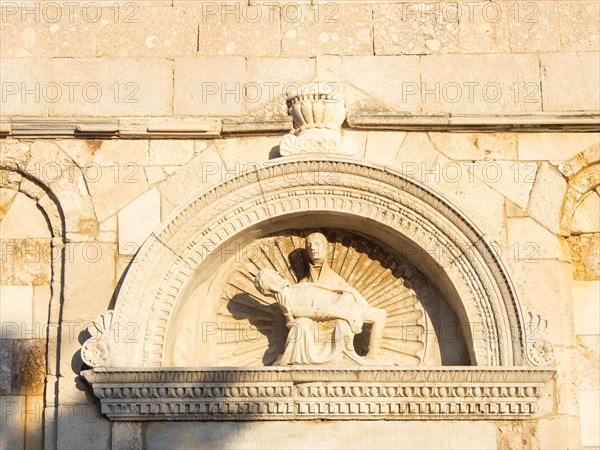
364, 131, 406, 165
215, 136, 280, 172
571, 191, 600, 234
509, 1, 560, 52
32, 285, 51, 332
86, 160, 149, 223
497, 422, 532, 450
576, 335, 600, 391
533, 416, 577, 450
26, 140, 98, 236
62, 242, 115, 321
0, 6, 97, 57
374, 3, 459, 55
98, 7, 197, 57
149, 140, 194, 166
0, 59, 51, 116
316, 55, 342, 80
474, 161, 536, 210
145, 166, 167, 185
245, 58, 315, 116
459, 2, 509, 53
157, 145, 224, 213
342, 56, 420, 111
57, 320, 89, 378
11, 339, 46, 395
392, 132, 440, 173
0, 286, 33, 339
0, 396, 25, 450
24, 395, 43, 450
559, 2, 600, 52
145, 421, 497, 449
505, 199, 529, 218
57, 374, 92, 405
517, 132, 600, 162
58, 140, 149, 168
541, 52, 600, 112
580, 390, 600, 447
112, 422, 144, 450
281, 4, 373, 57
118, 188, 161, 255
0, 339, 12, 395
56, 404, 110, 450
0, 191, 50, 239
430, 154, 508, 245
197, 3, 281, 57
429, 132, 518, 160
507, 217, 561, 261
558, 143, 600, 179
0, 238, 51, 286
175, 57, 245, 116
0, 189, 18, 222
2, 3, 597, 442
420, 54, 541, 113
568, 234, 600, 280
573, 281, 600, 335
527, 163, 567, 234
508, 259, 569, 344
49, 58, 173, 116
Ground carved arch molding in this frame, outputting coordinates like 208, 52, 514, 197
82, 156, 555, 421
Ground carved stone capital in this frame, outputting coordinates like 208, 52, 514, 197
280, 82, 357, 156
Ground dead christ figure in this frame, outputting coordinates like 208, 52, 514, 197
255, 267, 387, 365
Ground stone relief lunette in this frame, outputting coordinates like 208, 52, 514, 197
79, 83, 552, 372
254, 232, 389, 366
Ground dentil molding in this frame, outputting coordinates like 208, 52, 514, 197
82, 367, 555, 421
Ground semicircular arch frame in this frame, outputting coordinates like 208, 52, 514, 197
109, 157, 529, 368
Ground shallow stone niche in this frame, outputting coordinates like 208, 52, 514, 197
80, 155, 555, 437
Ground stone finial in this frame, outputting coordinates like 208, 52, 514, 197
279, 82, 357, 156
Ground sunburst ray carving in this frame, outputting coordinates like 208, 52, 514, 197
215, 230, 427, 366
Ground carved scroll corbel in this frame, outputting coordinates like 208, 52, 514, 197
81, 311, 114, 368
524, 312, 555, 366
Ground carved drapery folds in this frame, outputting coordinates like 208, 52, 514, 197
211, 231, 429, 367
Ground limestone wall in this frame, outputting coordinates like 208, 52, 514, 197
0, 1, 599, 449
1, 1, 599, 117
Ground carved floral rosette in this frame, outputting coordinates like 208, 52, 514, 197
524, 312, 556, 366
81, 311, 114, 367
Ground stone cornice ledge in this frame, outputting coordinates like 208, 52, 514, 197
82, 367, 555, 421
2, 112, 598, 139
348, 112, 600, 132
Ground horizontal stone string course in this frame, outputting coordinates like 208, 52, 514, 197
1, 113, 598, 139
83, 367, 554, 421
